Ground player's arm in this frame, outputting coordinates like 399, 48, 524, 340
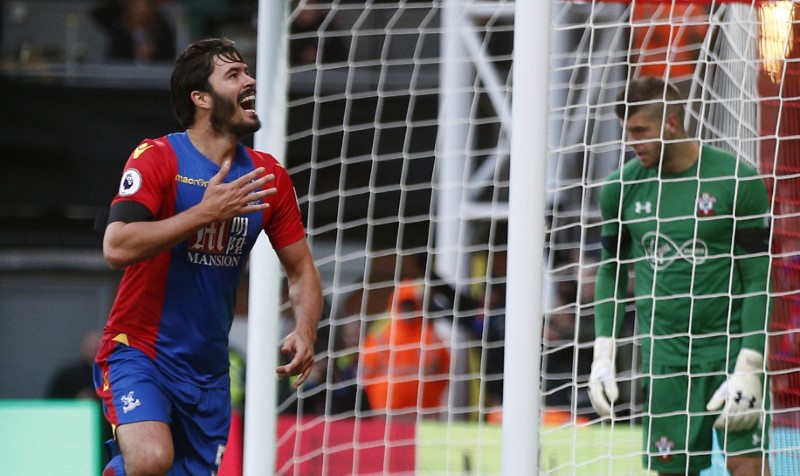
589, 178, 630, 417
275, 238, 322, 387
706, 171, 771, 431
734, 197, 771, 357
706, 232, 769, 431
733, 170, 772, 353
595, 237, 631, 339
104, 161, 275, 269
735, 229, 770, 354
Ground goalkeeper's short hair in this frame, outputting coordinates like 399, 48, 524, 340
615, 76, 685, 123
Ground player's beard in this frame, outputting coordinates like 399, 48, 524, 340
209, 88, 261, 138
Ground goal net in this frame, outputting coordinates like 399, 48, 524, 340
258, 1, 800, 474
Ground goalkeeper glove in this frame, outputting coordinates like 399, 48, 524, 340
705, 348, 764, 432
588, 337, 618, 417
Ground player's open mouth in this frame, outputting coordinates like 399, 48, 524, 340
239, 94, 256, 113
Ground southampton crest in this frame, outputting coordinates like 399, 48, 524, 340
697, 192, 717, 217
654, 435, 675, 462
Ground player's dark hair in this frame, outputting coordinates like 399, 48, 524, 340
615, 76, 684, 123
170, 38, 245, 128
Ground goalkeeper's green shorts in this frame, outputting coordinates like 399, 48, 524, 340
640, 361, 770, 474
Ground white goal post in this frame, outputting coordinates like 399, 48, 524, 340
242, 1, 800, 475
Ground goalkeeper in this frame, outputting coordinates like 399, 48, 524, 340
590, 77, 771, 476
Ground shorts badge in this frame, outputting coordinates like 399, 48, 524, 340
654, 435, 675, 462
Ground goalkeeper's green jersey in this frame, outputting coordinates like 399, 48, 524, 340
595, 145, 770, 367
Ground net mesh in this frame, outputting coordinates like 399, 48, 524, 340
266, 1, 800, 474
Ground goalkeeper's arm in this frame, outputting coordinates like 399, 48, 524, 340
589, 233, 630, 417
704, 226, 771, 431
735, 226, 771, 355
589, 177, 632, 418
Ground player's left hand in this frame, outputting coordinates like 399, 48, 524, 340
277, 329, 316, 387
706, 348, 764, 432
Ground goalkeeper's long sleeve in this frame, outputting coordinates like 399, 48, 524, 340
735, 249, 770, 355
594, 176, 631, 339
731, 167, 771, 355
594, 247, 629, 339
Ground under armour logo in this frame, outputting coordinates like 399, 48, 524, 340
635, 201, 652, 214
734, 391, 757, 409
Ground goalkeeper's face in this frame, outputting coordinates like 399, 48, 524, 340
623, 109, 667, 169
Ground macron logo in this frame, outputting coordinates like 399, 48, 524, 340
635, 201, 652, 215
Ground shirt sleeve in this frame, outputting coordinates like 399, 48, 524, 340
733, 164, 771, 354
110, 138, 174, 217
594, 174, 630, 338
250, 151, 307, 249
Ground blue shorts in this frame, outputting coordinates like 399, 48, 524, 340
94, 343, 231, 475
